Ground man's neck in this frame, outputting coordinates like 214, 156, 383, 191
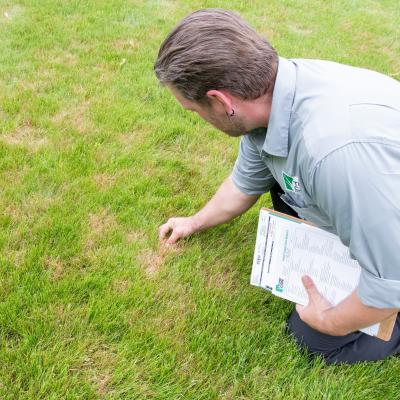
240, 91, 273, 131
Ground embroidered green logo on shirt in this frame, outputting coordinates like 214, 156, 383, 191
282, 171, 301, 193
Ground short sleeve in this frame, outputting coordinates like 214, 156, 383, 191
231, 134, 275, 195
312, 142, 400, 308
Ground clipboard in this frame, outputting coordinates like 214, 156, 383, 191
254, 208, 397, 341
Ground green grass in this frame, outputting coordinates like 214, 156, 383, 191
0, 0, 399, 398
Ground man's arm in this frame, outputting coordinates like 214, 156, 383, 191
296, 275, 398, 336
160, 132, 274, 244
159, 175, 260, 244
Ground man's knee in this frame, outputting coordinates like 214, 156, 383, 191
286, 309, 360, 362
286, 308, 313, 350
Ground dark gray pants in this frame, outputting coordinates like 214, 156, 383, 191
270, 182, 400, 364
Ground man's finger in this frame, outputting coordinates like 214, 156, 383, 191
158, 222, 172, 241
296, 303, 304, 314
166, 230, 181, 244
301, 275, 321, 303
296, 304, 306, 313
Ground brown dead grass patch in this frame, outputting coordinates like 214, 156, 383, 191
88, 209, 117, 233
93, 173, 117, 189
136, 243, 183, 278
118, 130, 148, 147
160, 242, 184, 256
4, 204, 22, 223
205, 269, 236, 291
44, 257, 64, 281
70, 342, 117, 397
52, 100, 93, 134
149, 315, 176, 336
220, 386, 241, 400
126, 308, 145, 327
72, 84, 86, 96
136, 249, 164, 277
112, 278, 132, 293
7, 249, 26, 267
5, 192, 54, 224
113, 38, 140, 51
258, 26, 275, 41
192, 152, 212, 167
1, 123, 48, 150
288, 23, 313, 36
126, 229, 146, 244
50, 51, 78, 68
85, 209, 118, 252
52, 303, 72, 324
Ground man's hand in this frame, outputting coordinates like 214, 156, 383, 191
296, 275, 336, 335
158, 216, 199, 244
296, 275, 398, 337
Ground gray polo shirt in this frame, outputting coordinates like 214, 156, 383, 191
232, 57, 400, 309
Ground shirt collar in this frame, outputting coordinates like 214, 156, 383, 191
262, 57, 297, 157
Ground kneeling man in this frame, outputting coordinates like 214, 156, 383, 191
154, 9, 400, 364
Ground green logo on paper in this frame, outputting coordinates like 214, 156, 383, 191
282, 172, 300, 193
275, 278, 284, 293
275, 285, 283, 293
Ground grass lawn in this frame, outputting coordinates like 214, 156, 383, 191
0, 0, 399, 398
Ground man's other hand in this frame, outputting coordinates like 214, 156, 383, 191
296, 275, 335, 335
158, 216, 198, 244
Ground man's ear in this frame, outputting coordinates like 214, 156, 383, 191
206, 90, 233, 115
